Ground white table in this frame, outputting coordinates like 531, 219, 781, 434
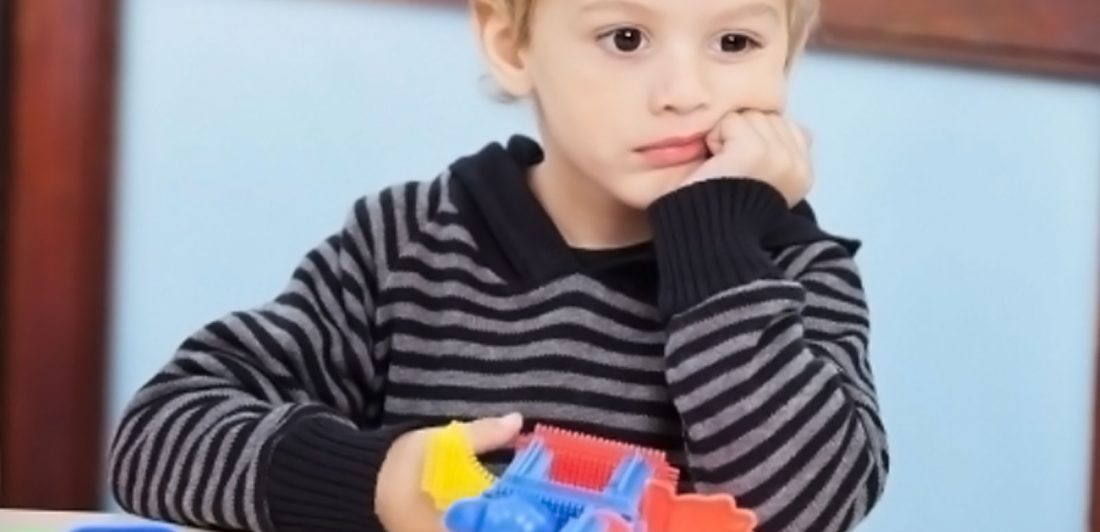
0, 510, 206, 531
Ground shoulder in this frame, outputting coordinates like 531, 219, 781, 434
340, 171, 458, 272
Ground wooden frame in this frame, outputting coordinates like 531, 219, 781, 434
813, 0, 1100, 80
1, 0, 118, 509
0, 0, 13, 461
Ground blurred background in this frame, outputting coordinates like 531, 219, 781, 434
1, 0, 1099, 530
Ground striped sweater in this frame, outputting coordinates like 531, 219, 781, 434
109, 135, 888, 532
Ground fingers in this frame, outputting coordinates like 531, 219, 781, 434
705, 125, 723, 156
770, 116, 812, 190
789, 123, 814, 193
708, 112, 739, 154
717, 110, 807, 153
771, 115, 802, 155
742, 110, 808, 157
793, 124, 812, 154
738, 111, 791, 181
715, 111, 763, 160
695, 109, 813, 207
463, 412, 524, 453
741, 110, 783, 148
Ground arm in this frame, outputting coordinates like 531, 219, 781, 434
109, 198, 409, 532
649, 179, 889, 532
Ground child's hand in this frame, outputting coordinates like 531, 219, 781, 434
375, 413, 524, 532
683, 110, 813, 207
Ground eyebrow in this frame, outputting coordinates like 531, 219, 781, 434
579, 0, 783, 23
578, 0, 654, 16
723, 2, 783, 22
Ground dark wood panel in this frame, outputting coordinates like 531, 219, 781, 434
0, 0, 12, 454
1, 0, 118, 509
814, 0, 1100, 79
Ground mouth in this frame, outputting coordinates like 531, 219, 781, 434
636, 132, 709, 168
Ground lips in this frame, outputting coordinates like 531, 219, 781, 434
636, 132, 709, 168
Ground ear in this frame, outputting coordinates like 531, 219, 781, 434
470, 0, 533, 98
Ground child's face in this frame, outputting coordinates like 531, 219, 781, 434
489, 0, 793, 209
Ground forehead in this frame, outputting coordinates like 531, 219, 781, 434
558, 0, 787, 20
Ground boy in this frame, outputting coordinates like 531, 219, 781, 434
109, 0, 888, 530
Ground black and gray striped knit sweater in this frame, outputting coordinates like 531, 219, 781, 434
109, 135, 888, 532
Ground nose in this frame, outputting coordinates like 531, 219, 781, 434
649, 49, 710, 116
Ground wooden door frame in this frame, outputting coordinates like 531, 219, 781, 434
1, 0, 14, 424
1, 0, 118, 509
812, 0, 1100, 80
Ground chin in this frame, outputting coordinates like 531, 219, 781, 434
615, 195, 653, 212
586, 160, 701, 211
607, 176, 680, 211
633, 164, 701, 206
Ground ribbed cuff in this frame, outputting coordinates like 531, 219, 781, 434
648, 178, 788, 317
261, 413, 429, 532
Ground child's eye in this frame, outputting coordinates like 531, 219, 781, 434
715, 32, 761, 54
597, 27, 650, 54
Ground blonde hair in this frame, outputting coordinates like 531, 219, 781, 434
501, 0, 820, 62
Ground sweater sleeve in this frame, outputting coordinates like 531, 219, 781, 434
108, 197, 415, 532
647, 178, 889, 532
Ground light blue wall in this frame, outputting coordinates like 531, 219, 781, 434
110, 0, 1100, 529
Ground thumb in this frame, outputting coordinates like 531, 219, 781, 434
464, 412, 524, 454
705, 121, 725, 157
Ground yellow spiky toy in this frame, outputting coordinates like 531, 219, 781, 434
421, 421, 497, 510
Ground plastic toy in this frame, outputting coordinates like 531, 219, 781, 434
69, 527, 175, 532
642, 481, 757, 532
422, 421, 498, 510
444, 440, 651, 531
423, 422, 758, 532
516, 425, 679, 491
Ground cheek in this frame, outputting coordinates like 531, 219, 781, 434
533, 60, 595, 120
712, 64, 788, 113
535, 61, 638, 145
536, 84, 602, 152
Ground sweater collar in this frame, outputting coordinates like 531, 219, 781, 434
449, 134, 859, 284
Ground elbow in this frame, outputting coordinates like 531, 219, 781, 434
852, 411, 890, 523
106, 432, 139, 516
106, 408, 155, 519
864, 440, 890, 514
